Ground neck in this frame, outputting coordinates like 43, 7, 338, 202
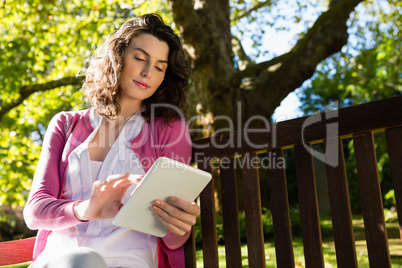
116, 97, 142, 121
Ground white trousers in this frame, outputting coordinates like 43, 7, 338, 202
29, 247, 108, 268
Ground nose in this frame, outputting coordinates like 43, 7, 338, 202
141, 63, 152, 78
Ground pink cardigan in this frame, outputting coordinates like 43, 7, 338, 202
23, 109, 192, 267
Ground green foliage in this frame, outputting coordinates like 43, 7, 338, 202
193, 207, 304, 247
0, 130, 40, 207
0, 205, 36, 241
298, 0, 401, 212
299, 0, 401, 112
0, 0, 172, 207
0, 86, 87, 206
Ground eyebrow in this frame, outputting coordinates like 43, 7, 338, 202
133, 48, 168, 64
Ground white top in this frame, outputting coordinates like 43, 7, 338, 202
39, 109, 158, 268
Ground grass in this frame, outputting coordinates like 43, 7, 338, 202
0, 263, 30, 268
195, 211, 402, 267
195, 240, 402, 267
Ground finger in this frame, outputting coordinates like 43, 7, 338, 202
106, 173, 136, 188
108, 173, 142, 185
93, 178, 131, 195
111, 178, 133, 189
93, 179, 108, 192
153, 200, 197, 226
154, 213, 188, 236
106, 173, 130, 182
94, 179, 107, 186
152, 206, 191, 236
167, 197, 200, 217
128, 174, 144, 184
93, 178, 126, 190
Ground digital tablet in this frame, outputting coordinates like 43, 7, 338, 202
113, 156, 212, 237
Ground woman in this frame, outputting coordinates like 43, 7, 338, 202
23, 13, 199, 268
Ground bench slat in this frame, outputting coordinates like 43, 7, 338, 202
220, 157, 242, 267
267, 149, 295, 267
183, 227, 196, 268
353, 132, 391, 267
294, 144, 324, 268
385, 126, 402, 240
199, 162, 219, 268
241, 153, 266, 268
324, 138, 358, 267
0, 237, 35, 265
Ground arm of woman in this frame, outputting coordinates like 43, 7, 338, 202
23, 112, 85, 230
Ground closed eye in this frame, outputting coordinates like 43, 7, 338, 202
135, 57, 145, 61
155, 66, 164, 72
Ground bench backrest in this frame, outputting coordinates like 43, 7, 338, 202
183, 95, 402, 268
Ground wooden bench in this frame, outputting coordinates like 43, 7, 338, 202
1, 95, 402, 267
0, 237, 35, 266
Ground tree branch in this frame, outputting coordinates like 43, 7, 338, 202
239, 0, 364, 119
0, 76, 84, 122
232, 35, 255, 71
239, 0, 363, 79
231, 0, 272, 21
239, 50, 295, 78
292, 0, 363, 54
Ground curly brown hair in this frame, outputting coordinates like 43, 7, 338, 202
82, 13, 191, 122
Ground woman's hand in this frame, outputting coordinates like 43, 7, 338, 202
152, 196, 200, 236
74, 173, 142, 221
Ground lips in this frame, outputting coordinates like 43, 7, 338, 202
134, 80, 149, 89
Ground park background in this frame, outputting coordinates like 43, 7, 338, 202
0, 0, 401, 267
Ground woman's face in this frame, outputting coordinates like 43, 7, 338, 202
118, 33, 169, 106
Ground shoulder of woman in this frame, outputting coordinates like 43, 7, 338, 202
50, 109, 90, 123
47, 109, 91, 135
151, 117, 188, 133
